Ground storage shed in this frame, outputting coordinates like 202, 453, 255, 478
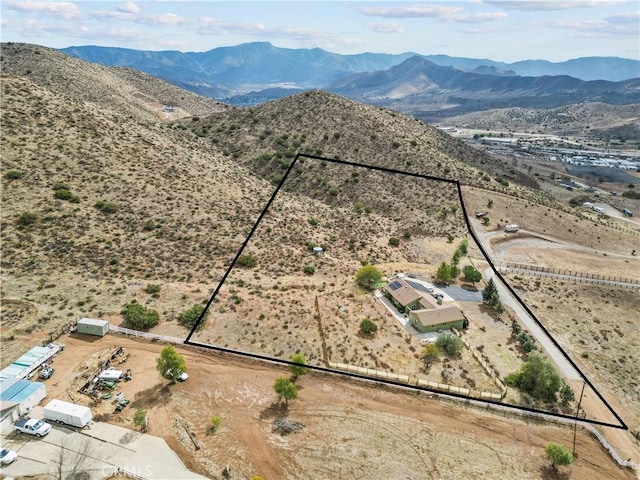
76, 318, 110, 337
0, 378, 47, 415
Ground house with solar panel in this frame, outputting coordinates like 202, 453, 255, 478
384, 278, 467, 333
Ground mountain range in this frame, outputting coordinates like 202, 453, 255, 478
57, 42, 640, 121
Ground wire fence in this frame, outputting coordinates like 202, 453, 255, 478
498, 262, 640, 290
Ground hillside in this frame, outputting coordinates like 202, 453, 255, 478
0, 43, 228, 122
2, 42, 640, 476
0, 44, 551, 358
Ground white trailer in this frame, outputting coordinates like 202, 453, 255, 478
43, 399, 92, 428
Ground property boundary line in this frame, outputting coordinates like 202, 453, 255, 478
183, 152, 627, 431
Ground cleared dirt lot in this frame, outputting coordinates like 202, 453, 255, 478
37, 334, 635, 480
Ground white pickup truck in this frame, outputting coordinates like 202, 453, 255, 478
13, 417, 52, 437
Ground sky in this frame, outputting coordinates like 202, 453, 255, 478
1, 1, 638, 63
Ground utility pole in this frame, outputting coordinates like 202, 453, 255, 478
572, 380, 586, 459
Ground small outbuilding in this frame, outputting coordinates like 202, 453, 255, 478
76, 318, 110, 337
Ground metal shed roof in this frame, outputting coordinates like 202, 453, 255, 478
0, 379, 45, 403
78, 318, 109, 326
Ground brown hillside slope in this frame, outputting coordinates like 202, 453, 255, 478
182, 89, 545, 195
0, 42, 227, 122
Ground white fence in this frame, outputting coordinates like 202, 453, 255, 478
109, 325, 184, 344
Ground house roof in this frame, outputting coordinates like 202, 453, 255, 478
413, 306, 464, 327
385, 280, 421, 306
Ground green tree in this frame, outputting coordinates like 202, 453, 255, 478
458, 239, 469, 255
421, 343, 440, 369
133, 408, 147, 430
156, 346, 187, 384
544, 442, 573, 469
482, 278, 498, 303
355, 265, 383, 290
359, 318, 378, 336
559, 382, 575, 405
505, 352, 562, 402
289, 353, 309, 380
435, 261, 452, 284
435, 333, 464, 357
121, 300, 159, 331
208, 416, 221, 434
274, 377, 298, 405
462, 265, 482, 285
178, 304, 209, 330
482, 278, 504, 315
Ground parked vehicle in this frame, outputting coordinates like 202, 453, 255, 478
623, 208, 633, 217
0, 448, 18, 465
13, 418, 52, 437
43, 399, 92, 428
166, 369, 189, 382
39, 364, 54, 379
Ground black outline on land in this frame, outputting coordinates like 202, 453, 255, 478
185, 153, 627, 431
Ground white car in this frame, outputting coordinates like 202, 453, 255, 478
166, 369, 189, 382
0, 448, 18, 465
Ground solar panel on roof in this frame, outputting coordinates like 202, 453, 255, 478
388, 280, 402, 291
406, 280, 431, 293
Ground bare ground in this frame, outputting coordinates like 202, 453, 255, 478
42, 334, 636, 480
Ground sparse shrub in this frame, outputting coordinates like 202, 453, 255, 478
237, 254, 258, 268
388, 237, 400, 246
54, 188, 80, 203
4, 170, 23, 180
145, 284, 161, 294
17, 212, 37, 226
208, 416, 221, 434
95, 199, 119, 214
435, 332, 463, 357
143, 220, 157, 231
303, 265, 315, 275
359, 318, 378, 336
178, 304, 208, 330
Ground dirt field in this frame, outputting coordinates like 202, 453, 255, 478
40, 334, 635, 480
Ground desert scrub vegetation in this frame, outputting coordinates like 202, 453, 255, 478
94, 199, 119, 214
4, 169, 23, 180
178, 304, 209, 330
121, 300, 159, 330
237, 254, 258, 268
16, 211, 38, 227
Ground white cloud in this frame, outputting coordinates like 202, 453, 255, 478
137, 13, 185, 26
365, 22, 405, 33
359, 4, 463, 19
118, 2, 140, 14
481, 0, 627, 11
446, 12, 508, 23
4, 1, 82, 19
553, 17, 639, 36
